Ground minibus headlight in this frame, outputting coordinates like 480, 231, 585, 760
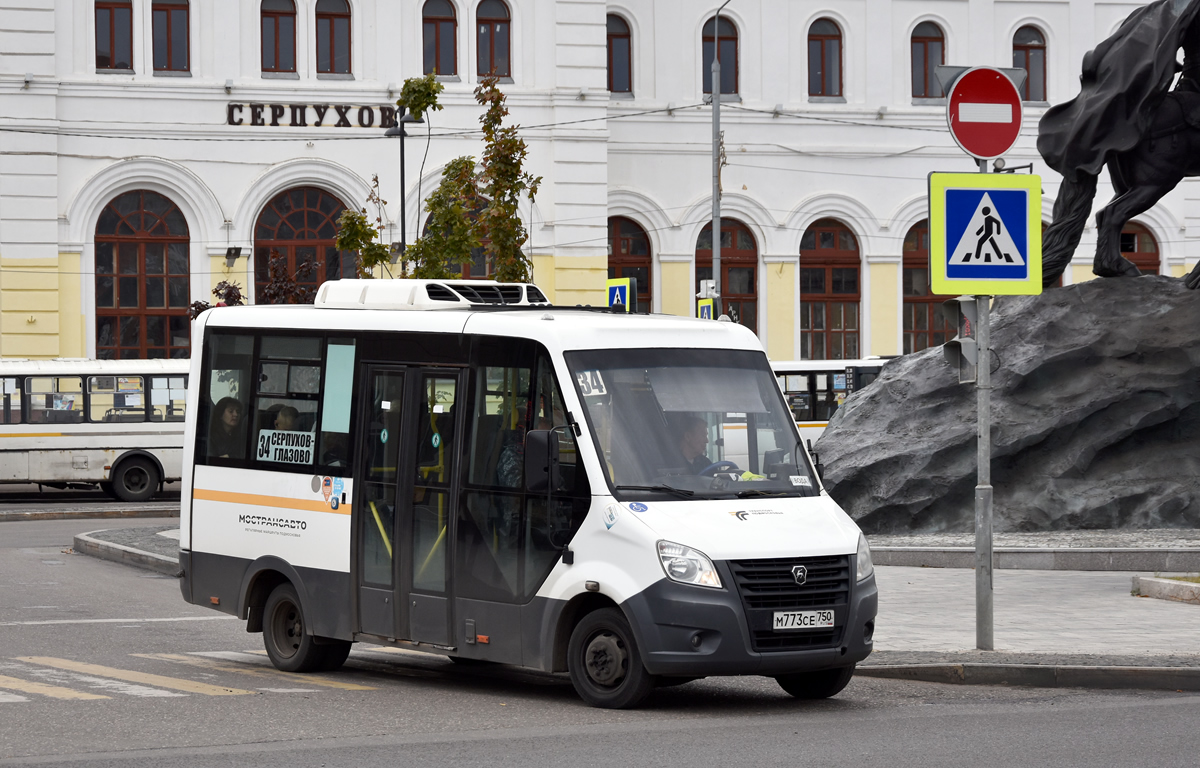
856, 533, 874, 582
657, 540, 722, 589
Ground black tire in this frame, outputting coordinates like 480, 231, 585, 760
567, 607, 656, 709
316, 639, 352, 672
657, 676, 701, 688
263, 583, 326, 673
776, 665, 855, 700
110, 457, 158, 503
98, 481, 118, 499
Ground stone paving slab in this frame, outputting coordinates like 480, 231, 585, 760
868, 529, 1200, 548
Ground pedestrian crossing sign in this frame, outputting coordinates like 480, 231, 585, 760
928, 172, 1042, 295
607, 278, 632, 312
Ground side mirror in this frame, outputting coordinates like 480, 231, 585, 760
524, 429, 560, 493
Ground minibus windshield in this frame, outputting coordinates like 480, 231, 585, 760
565, 348, 819, 500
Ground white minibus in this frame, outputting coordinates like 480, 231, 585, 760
0, 358, 189, 500
179, 280, 876, 708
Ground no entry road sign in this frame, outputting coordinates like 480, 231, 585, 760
947, 67, 1023, 160
928, 172, 1042, 295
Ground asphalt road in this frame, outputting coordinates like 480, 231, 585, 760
2, 518, 1198, 767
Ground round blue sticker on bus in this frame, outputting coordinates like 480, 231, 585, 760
432, 433, 441, 448
629, 502, 648, 512
380, 428, 388, 444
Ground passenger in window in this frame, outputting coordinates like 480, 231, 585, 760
209, 397, 246, 459
274, 405, 299, 431
674, 415, 711, 474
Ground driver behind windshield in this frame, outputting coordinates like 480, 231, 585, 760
674, 415, 711, 474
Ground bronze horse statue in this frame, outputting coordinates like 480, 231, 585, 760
1039, 0, 1200, 289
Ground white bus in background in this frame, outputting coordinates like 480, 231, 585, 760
0, 359, 189, 500
771, 359, 889, 444
179, 280, 876, 709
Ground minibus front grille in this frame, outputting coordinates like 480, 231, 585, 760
728, 555, 851, 653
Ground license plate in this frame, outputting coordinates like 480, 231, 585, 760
773, 610, 835, 630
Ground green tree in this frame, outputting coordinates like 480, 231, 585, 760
335, 175, 392, 277
404, 156, 481, 279
474, 75, 542, 283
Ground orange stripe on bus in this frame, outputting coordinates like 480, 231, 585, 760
0, 433, 64, 438
192, 488, 352, 515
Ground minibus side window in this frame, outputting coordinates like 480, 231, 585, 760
1, 378, 22, 424
26, 377, 83, 424
318, 340, 355, 468
88, 376, 146, 423
150, 376, 187, 422
200, 333, 253, 461
252, 336, 321, 469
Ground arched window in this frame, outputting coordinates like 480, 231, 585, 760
152, 0, 189, 72
702, 16, 737, 95
807, 18, 842, 98
608, 217, 650, 312
800, 218, 860, 360
315, 0, 351, 74
911, 21, 944, 98
607, 14, 631, 93
423, 0, 457, 76
1013, 26, 1046, 102
254, 187, 353, 303
695, 218, 757, 332
261, 0, 297, 73
477, 0, 510, 77
96, 1, 133, 70
901, 221, 954, 354
1120, 222, 1159, 274
95, 190, 191, 359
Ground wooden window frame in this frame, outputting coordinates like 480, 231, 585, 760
315, 0, 352, 75
807, 19, 842, 98
695, 218, 757, 332
1120, 222, 1160, 274
900, 222, 954, 355
96, 1, 134, 71
476, 0, 511, 77
152, 1, 190, 72
800, 219, 861, 360
261, 0, 297, 73
702, 17, 738, 95
254, 187, 351, 303
911, 24, 945, 98
607, 216, 651, 312
607, 14, 632, 93
423, 0, 458, 76
1013, 26, 1046, 102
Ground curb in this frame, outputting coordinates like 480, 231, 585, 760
1132, 575, 1200, 605
872, 547, 1200, 572
857, 663, 1200, 691
73, 530, 181, 577
1, 506, 180, 523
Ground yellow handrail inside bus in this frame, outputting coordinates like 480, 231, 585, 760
369, 501, 393, 559
416, 524, 446, 579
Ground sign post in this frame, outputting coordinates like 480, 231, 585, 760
932, 66, 1037, 650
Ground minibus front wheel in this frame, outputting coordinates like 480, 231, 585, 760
775, 665, 855, 699
567, 608, 656, 709
263, 582, 340, 673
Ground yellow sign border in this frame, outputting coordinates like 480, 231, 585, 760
928, 172, 1042, 296
606, 277, 633, 312
697, 298, 714, 319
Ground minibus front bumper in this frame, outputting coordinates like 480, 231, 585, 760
619, 559, 877, 677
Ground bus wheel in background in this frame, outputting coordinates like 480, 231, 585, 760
263, 582, 327, 673
775, 665, 855, 699
110, 457, 158, 503
98, 482, 118, 499
567, 607, 656, 709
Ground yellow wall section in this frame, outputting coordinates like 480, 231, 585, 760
868, 262, 899, 356
548, 255, 606, 307
765, 262, 794, 360
211, 254, 252, 297
1, 257, 61, 358
531, 254, 556, 299
660, 262, 691, 317
1071, 265, 1097, 284
58, 252, 84, 358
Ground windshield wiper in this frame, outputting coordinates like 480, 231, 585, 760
614, 484, 696, 498
735, 489, 793, 498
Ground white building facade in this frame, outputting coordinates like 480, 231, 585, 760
1, 0, 1195, 362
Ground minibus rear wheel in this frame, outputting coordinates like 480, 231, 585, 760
263, 583, 326, 673
567, 608, 656, 709
775, 665, 855, 699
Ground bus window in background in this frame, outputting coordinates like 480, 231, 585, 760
202, 334, 252, 461
254, 336, 321, 469
150, 375, 187, 422
27, 377, 84, 424
88, 376, 146, 423
2, 379, 22, 424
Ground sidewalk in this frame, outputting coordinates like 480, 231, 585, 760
72, 524, 1200, 693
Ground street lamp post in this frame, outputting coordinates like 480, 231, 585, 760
711, 0, 732, 311
384, 109, 424, 261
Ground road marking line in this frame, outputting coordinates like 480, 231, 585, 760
0, 674, 109, 701
0, 616, 238, 627
135, 654, 376, 691
15, 657, 256, 696
0, 692, 29, 703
